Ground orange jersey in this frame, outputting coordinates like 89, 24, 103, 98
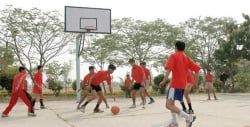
82, 73, 95, 84
125, 77, 132, 88
91, 70, 112, 86
33, 71, 43, 86
165, 51, 201, 89
12, 72, 26, 91
205, 73, 214, 83
131, 64, 145, 84
143, 67, 150, 81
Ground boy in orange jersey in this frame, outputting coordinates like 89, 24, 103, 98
124, 74, 132, 98
77, 66, 95, 110
128, 58, 146, 109
205, 69, 218, 100
180, 70, 196, 114
160, 41, 201, 127
80, 64, 116, 113
31, 65, 47, 109
2, 67, 36, 117
140, 61, 154, 104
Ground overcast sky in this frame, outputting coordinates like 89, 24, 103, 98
1, 0, 250, 80
1, 0, 250, 24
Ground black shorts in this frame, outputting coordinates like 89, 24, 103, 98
91, 84, 102, 92
133, 83, 143, 90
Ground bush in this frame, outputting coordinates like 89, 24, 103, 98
72, 80, 83, 91
0, 66, 18, 93
153, 74, 170, 94
232, 72, 250, 92
47, 78, 63, 96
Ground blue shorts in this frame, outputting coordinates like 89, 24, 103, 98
166, 88, 184, 101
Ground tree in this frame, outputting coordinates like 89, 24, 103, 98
45, 61, 71, 96
0, 6, 74, 79
180, 17, 235, 86
0, 46, 15, 70
107, 18, 181, 67
0, 66, 18, 93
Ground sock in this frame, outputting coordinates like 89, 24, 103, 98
83, 101, 88, 107
180, 101, 186, 110
171, 112, 177, 123
32, 99, 36, 107
188, 103, 192, 110
179, 111, 190, 120
94, 104, 100, 110
40, 99, 44, 106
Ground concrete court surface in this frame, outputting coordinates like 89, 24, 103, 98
0, 93, 250, 127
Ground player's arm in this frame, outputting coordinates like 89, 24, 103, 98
159, 69, 171, 87
15, 76, 25, 92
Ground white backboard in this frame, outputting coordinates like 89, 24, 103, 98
65, 6, 111, 34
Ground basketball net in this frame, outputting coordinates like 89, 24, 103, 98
78, 29, 90, 56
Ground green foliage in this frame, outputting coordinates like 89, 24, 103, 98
71, 80, 83, 91
0, 47, 15, 70
0, 66, 18, 93
232, 72, 250, 92
153, 74, 170, 94
46, 78, 63, 96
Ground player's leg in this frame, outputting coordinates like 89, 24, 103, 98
77, 86, 91, 109
185, 84, 194, 114
32, 94, 39, 107
206, 83, 211, 100
145, 81, 154, 104
19, 90, 36, 116
80, 87, 97, 112
39, 94, 46, 109
2, 92, 19, 117
129, 83, 139, 108
139, 87, 146, 108
93, 86, 104, 113
211, 84, 218, 100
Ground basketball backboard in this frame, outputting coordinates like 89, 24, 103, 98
65, 6, 111, 34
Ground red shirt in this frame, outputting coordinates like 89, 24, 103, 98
187, 71, 195, 84
143, 67, 150, 81
91, 70, 112, 86
12, 72, 26, 91
165, 51, 201, 89
131, 64, 145, 84
205, 73, 214, 83
82, 73, 95, 84
125, 77, 132, 88
33, 71, 43, 85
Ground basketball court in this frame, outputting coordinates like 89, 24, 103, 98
1, 93, 250, 127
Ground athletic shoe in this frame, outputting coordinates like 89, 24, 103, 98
186, 115, 196, 127
129, 104, 136, 109
1, 114, 8, 118
28, 112, 36, 117
93, 109, 104, 113
148, 98, 155, 104
79, 106, 85, 113
166, 121, 179, 127
188, 109, 194, 114
40, 106, 46, 109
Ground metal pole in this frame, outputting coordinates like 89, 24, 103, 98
76, 34, 81, 102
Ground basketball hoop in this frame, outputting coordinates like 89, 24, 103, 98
86, 29, 91, 33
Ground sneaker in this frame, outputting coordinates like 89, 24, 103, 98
93, 109, 104, 113
40, 106, 46, 109
214, 97, 218, 100
28, 112, 36, 117
166, 121, 179, 127
188, 109, 194, 114
1, 114, 8, 118
129, 104, 136, 109
207, 97, 211, 100
148, 99, 155, 104
79, 106, 85, 113
186, 115, 196, 127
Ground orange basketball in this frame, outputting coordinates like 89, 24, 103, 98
111, 105, 120, 115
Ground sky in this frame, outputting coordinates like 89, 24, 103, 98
1, 0, 250, 81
